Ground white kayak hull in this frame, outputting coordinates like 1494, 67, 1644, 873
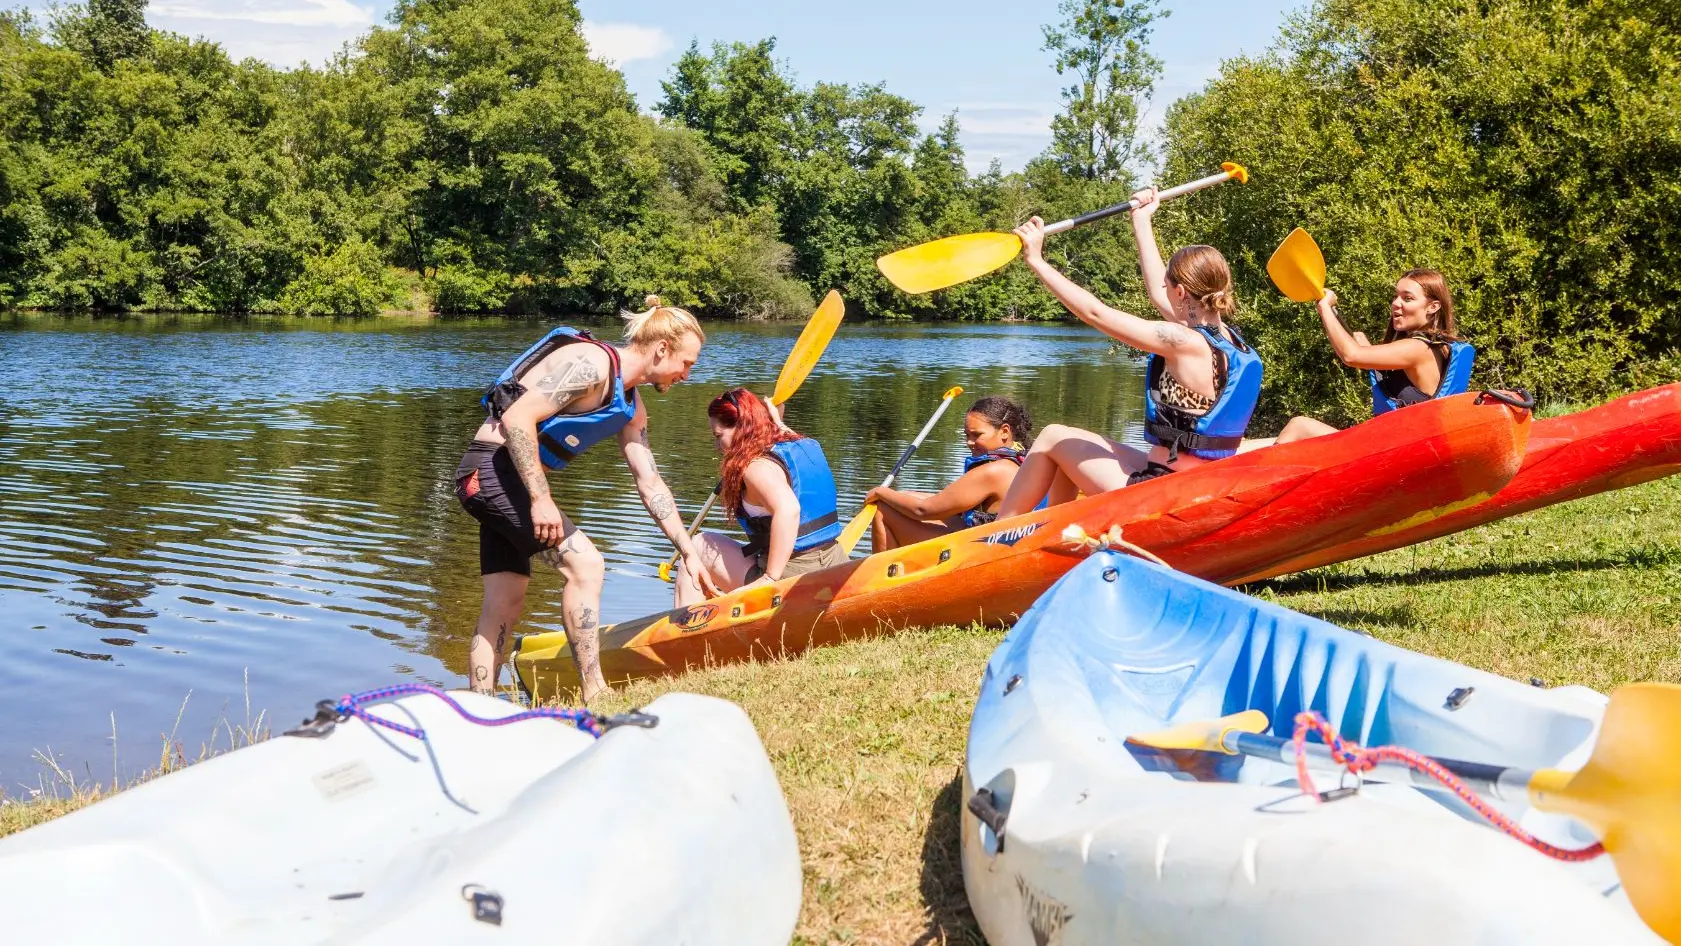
961, 551, 1662, 945
0, 690, 802, 945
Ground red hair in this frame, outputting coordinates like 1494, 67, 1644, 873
709, 388, 799, 518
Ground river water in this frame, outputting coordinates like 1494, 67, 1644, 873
0, 312, 1145, 788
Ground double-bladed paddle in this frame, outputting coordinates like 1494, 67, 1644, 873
658, 290, 846, 582
834, 385, 965, 556
1127, 683, 1681, 944
876, 163, 1250, 294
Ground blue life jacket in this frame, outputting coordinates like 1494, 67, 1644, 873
959, 446, 1045, 528
1143, 323, 1263, 461
737, 438, 842, 555
1370, 337, 1475, 416
481, 327, 637, 470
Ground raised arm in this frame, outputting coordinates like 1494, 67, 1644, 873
1314, 290, 1432, 371
866, 464, 1006, 521
1015, 216, 1205, 358
620, 399, 719, 597
1128, 187, 1175, 319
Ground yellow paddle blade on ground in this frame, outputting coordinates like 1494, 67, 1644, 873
1528, 682, 1681, 944
770, 289, 845, 406
1267, 227, 1327, 303
876, 232, 1023, 295
1124, 710, 1271, 752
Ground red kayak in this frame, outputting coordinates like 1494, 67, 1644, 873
513, 393, 1528, 697
1232, 383, 1681, 584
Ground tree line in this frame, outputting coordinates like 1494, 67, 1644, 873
1, 0, 1675, 411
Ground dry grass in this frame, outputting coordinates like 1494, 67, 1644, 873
3, 476, 1678, 944
0, 688, 269, 841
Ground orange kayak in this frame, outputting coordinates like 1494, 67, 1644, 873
512, 393, 1529, 700
1230, 383, 1681, 584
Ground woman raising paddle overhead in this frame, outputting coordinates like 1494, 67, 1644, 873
996, 187, 1264, 517
673, 389, 846, 606
1257, 270, 1473, 446
865, 395, 1038, 552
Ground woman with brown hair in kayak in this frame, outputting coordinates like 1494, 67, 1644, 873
995, 187, 1264, 517
865, 395, 1040, 552
673, 389, 846, 606
1252, 270, 1473, 446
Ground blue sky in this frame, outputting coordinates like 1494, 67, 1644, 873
16, 0, 1305, 171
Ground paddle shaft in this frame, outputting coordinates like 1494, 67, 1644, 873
1043, 168, 1242, 236
1225, 731, 1532, 801
876, 390, 963, 491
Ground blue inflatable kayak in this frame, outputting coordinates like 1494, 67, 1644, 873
961, 549, 1661, 945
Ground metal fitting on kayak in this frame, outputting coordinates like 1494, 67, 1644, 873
601, 710, 660, 731
284, 699, 351, 739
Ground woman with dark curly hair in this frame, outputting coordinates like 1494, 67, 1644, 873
865, 395, 1039, 552
673, 388, 845, 606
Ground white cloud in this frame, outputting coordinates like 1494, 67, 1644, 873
151, 0, 373, 29
923, 103, 1058, 174
580, 21, 673, 67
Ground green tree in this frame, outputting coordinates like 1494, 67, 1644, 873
52, 0, 152, 72
1162, 0, 1681, 419
1042, 0, 1165, 181
657, 39, 800, 211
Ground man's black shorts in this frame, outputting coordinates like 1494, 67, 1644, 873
454, 440, 572, 576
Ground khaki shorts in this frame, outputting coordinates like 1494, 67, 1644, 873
744, 540, 847, 582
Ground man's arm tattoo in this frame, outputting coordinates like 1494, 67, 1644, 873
648, 491, 676, 522
534, 355, 602, 410
502, 424, 549, 497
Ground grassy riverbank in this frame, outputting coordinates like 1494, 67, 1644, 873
4, 476, 1679, 944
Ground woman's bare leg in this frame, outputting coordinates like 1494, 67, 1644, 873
1276, 416, 1340, 445
1000, 424, 1146, 516
873, 505, 952, 551
674, 532, 756, 606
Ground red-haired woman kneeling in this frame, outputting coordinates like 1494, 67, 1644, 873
674, 389, 846, 606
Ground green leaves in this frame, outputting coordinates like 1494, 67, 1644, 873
1162, 0, 1681, 419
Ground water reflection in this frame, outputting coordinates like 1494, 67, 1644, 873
0, 312, 1143, 785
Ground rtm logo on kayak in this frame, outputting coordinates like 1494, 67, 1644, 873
980, 522, 1041, 547
674, 604, 718, 632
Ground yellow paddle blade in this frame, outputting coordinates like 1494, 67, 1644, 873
1528, 683, 1681, 944
1125, 710, 1270, 753
771, 289, 845, 405
876, 231, 1023, 294
1220, 161, 1250, 184
835, 503, 876, 557
1266, 227, 1327, 303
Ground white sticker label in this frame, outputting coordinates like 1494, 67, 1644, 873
564, 434, 581, 448
313, 760, 377, 801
